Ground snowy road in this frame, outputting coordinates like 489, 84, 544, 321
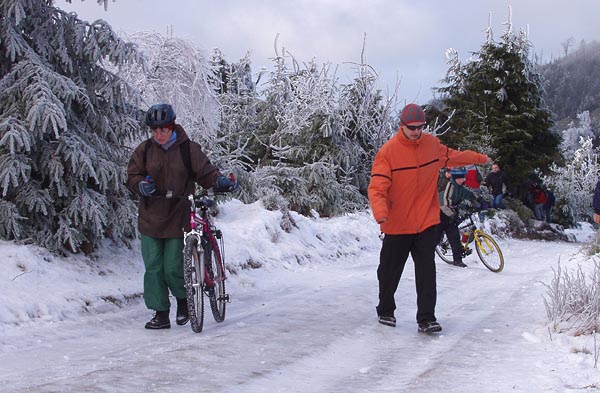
0, 238, 597, 392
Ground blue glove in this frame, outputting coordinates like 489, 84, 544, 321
138, 179, 156, 196
216, 175, 240, 192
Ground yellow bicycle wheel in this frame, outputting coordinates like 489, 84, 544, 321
474, 232, 504, 272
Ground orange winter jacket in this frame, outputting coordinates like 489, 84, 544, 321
368, 131, 488, 235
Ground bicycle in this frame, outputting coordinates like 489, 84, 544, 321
435, 209, 505, 272
181, 191, 230, 333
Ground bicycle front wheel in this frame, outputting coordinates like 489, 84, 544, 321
205, 240, 227, 322
435, 232, 454, 264
183, 236, 205, 333
474, 232, 504, 272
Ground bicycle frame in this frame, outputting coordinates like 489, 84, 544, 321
184, 194, 226, 290
472, 229, 491, 254
459, 214, 492, 252
436, 209, 504, 272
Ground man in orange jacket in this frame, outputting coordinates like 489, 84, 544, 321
368, 103, 490, 333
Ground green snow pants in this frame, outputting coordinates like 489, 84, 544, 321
140, 235, 186, 311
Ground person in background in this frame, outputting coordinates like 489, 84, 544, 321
437, 167, 452, 192
368, 103, 490, 334
528, 183, 547, 221
127, 103, 239, 330
594, 180, 600, 224
436, 167, 477, 268
544, 187, 555, 224
464, 164, 483, 194
483, 163, 506, 209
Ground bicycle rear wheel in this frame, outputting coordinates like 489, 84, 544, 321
474, 232, 504, 272
205, 239, 227, 322
435, 232, 454, 264
183, 236, 205, 333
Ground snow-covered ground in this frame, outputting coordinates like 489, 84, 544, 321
1, 199, 600, 392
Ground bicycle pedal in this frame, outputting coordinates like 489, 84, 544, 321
219, 294, 231, 303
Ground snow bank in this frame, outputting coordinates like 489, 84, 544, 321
0, 199, 381, 327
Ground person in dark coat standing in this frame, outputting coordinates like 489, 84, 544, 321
544, 188, 555, 223
127, 103, 239, 330
483, 163, 506, 209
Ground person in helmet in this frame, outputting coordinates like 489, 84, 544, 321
127, 103, 239, 330
436, 167, 478, 268
368, 103, 491, 334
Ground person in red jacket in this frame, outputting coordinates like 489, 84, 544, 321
529, 183, 547, 221
368, 103, 490, 333
464, 164, 483, 193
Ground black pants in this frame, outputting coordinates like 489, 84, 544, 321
435, 213, 463, 263
376, 226, 438, 324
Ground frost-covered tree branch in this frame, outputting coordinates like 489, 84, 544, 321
0, 0, 144, 253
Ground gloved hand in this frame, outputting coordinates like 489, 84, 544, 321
138, 178, 156, 197
216, 174, 240, 192
444, 208, 456, 223
448, 213, 459, 224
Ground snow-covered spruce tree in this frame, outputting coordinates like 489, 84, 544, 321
428, 49, 498, 160
542, 136, 600, 223
435, 11, 560, 201
245, 42, 366, 217
118, 32, 220, 145
560, 111, 596, 161
336, 56, 397, 196
209, 49, 260, 200
0, 1, 144, 253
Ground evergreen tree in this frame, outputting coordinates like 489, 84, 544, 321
542, 136, 600, 223
209, 49, 259, 198
560, 111, 596, 160
337, 60, 397, 195
119, 32, 220, 145
435, 22, 561, 201
237, 39, 373, 216
0, 1, 144, 253
248, 48, 357, 216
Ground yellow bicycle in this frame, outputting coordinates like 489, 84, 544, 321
435, 210, 505, 272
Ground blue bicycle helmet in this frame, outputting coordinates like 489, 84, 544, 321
145, 104, 176, 128
450, 166, 467, 179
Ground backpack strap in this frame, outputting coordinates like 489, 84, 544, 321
142, 138, 152, 175
180, 139, 193, 181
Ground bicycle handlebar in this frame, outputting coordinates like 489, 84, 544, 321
148, 190, 230, 208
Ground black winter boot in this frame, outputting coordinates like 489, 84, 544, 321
418, 321, 442, 334
145, 310, 170, 329
176, 298, 189, 326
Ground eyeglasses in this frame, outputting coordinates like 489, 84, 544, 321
151, 127, 172, 135
403, 123, 426, 131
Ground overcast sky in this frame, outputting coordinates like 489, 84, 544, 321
58, 0, 600, 104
